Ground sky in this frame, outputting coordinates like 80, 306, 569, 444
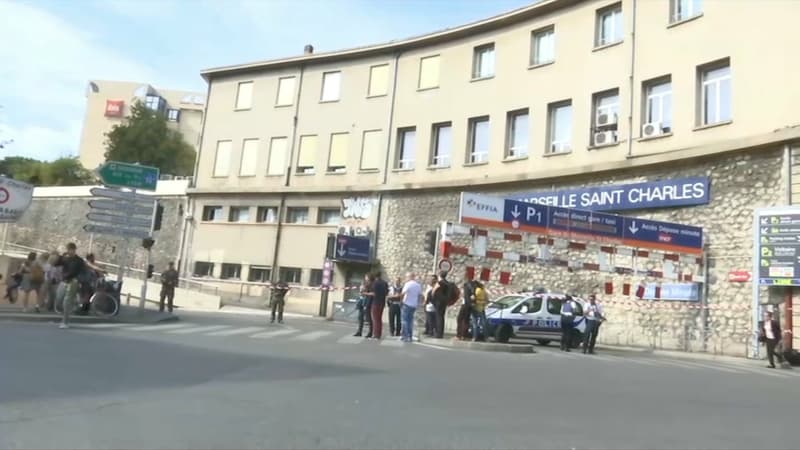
0, 0, 534, 162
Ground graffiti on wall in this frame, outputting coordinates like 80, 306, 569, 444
339, 197, 377, 238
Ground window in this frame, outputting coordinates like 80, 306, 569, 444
279, 267, 302, 284
430, 122, 452, 168
514, 297, 542, 314
248, 266, 271, 283
506, 109, 529, 158
360, 130, 382, 171
531, 26, 555, 66
285, 207, 309, 224
256, 206, 278, 223
166, 108, 180, 122
699, 60, 731, 126
321, 71, 341, 102
368, 64, 389, 97
235, 81, 253, 109
395, 127, 416, 170
472, 44, 495, 79
201, 205, 223, 221
239, 139, 259, 176
276, 77, 296, 106
296, 135, 317, 174
193, 262, 214, 277
592, 89, 620, 146
267, 137, 288, 176
670, 0, 702, 23
327, 133, 349, 173
643, 77, 672, 133
547, 101, 573, 153
467, 116, 490, 164
220, 263, 242, 280
213, 140, 232, 177
145, 95, 164, 112
309, 269, 324, 287
596, 3, 623, 47
418, 55, 440, 89
228, 206, 250, 223
317, 208, 341, 225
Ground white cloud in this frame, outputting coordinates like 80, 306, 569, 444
0, 1, 156, 161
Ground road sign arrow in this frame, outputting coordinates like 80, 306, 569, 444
97, 161, 160, 191
90, 187, 154, 204
628, 221, 640, 234
86, 212, 152, 228
83, 224, 151, 239
337, 242, 347, 257
88, 199, 154, 216
511, 205, 521, 218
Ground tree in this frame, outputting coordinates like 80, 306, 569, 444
0, 156, 95, 186
104, 102, 196, 176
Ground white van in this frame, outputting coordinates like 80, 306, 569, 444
484, 292, 587, 346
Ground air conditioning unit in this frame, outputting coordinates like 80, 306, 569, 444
593, 131, 617, 146
596, 113, 618, 127
550, 142, 571, 153
642, 122, 664, 138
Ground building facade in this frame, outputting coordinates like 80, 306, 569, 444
187, 0, 800, 351
78, 80, 205, 171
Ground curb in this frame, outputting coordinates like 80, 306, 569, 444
594, 344, 752, 364
419, 337, 535, 354
0, 311, 180, 325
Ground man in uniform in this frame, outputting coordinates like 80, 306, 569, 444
159, 262, 179, 313
270, 280, 290, 324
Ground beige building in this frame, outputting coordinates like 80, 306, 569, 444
78, 80, 205, 171
187, 0, 800, 353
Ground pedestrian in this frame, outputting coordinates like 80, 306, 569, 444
4, 269, 20, 303
424, 275, 437, 336
19, 252, 43, 313
56, 243, 85, 329
35, 252, 50, 312
471, 281, 488, 342
458, 274, 477, 340
560, 295, 578, 351
431, 271, 454, 339
370, 271, 389, 340
44, 252, 62, 312
387, 276, 403, 337
582, 294, 605, 354
400, 272, 422, 342
760, 311, 784, 369
270, 280, 290, 324
353, 274, 374, 337
159, 261, 179, 313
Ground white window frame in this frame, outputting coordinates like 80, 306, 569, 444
418, 55, 440, 90
430, 122, 452, 168
506, 110, 529, 159
256, 206, 278, 223
235, 81, 253, 110
467, 116, 490, 164
248, 266, 272, 282
644, 78, 673, 132
202, 206, 223, 222
596, 4, 623, 47
359, 130, 382, 171
472, 44, 495, 79
267, 137, 288, 176
671, 0, 702, 23
531, 26, 555, 66
317, 208, 341, 225
367, 64, 389, 97
320, 71, 341, 102
220, 263, 242, 280
285, 207, 309, 224
239, 138, 259, 177
396, 128, 416, 170
166, 108, 180, 122
548, 101, 573, 154
279, 267, 302, 284
212, 140, 232, 177
700, 62, 732, 126
193, 262, 214, 278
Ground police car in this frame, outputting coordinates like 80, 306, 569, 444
484, 292, 587, 346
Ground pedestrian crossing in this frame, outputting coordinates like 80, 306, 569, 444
537, 348, 800, 379
77, 322, 417, 349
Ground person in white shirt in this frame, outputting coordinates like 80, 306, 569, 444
400, 272, 422, 342
582, 294, 605, 354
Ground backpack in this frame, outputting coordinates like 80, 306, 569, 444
31, 263, 45, 284
447, 283, 461, 307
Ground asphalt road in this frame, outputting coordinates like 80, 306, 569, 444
1, 311, 797, 450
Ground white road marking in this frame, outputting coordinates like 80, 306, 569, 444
379, 338, 404, 347
250, 329, 299, 339
205, 326, 265, 337
79, 323, 132, 329
126, 323, 194, 332
167, 325, 231, 335
415, 342, 454, 351
337, 335, 365, 344
291, 331, 333, 341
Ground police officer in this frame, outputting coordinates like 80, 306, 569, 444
560, 295, 577, 351
270, 280, 289, 324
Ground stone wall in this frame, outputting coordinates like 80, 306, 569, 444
377, 147, 786, 356
9, 195, 186, 273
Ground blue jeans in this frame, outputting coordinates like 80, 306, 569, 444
471, 310, 486, 340
401, 304, 416, 340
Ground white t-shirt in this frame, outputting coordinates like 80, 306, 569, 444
402, 280, 422, 308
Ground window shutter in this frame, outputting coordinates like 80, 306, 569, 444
360, 130, 382, 170
276, 77, 296, 106
297, 135, 317, 168
368, 65, 389, 96
419, 56, 440, 89
267, 137, 287, 175
239, 139, 259, 176
328, 133, 349, 168
213, 141, 231, 177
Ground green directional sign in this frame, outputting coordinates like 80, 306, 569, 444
98, 161, 159, 191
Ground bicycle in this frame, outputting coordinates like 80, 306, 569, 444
54, 278, 121, 317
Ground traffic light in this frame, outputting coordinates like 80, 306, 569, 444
424, 230, 437, 255
142, 237, 155, 250
152, 202, 164, 231
146, 264, 154, 279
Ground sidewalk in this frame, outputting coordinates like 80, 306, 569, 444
0, 304, 178, 324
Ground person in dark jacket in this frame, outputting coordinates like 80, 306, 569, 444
354, 274, 374, 337
270, 280, 290, 323
760, 311, 784, 368
57, 243, 85, 329
370, 271, 389, 340
458, 276, 477, 340
160, 262, 179, 313
431, 271, 453, 339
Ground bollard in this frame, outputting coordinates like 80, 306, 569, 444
126, 292, 131, 305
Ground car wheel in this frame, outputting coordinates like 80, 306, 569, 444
495, 324, 512, 343
536, 339, 551, 346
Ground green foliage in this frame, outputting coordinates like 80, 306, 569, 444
104, 102, 196, 176
0, 156, 95, 186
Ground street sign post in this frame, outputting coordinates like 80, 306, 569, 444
97, 161, 159, 191
82, 224, 151, 239
88, 199, 154, 216
334, 234, 371, 263
437, 258, 453, 273
459, 192, 704, 255
86, 212, 153, 228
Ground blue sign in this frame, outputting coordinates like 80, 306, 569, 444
642, 283, 701, 301
622, 217, 703, 252
335, 234, 371, 263
509, 177, 711, 212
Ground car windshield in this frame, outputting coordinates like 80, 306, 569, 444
488, 294, 523, 309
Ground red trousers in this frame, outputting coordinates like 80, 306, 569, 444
371, 302, 385, 338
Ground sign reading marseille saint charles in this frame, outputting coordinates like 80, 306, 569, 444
508, 177, 711, 212
459, 192, 704, 255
